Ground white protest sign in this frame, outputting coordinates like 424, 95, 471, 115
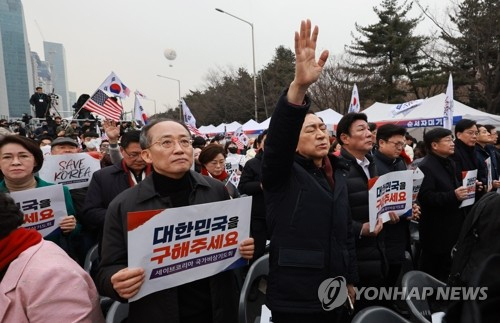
412, 167, 425, 203
10, 185, 67, 237
459, 169, 477, 208
485, 157, 492, 192
38, 152, 100, 189
40, 145, 51, 158
368, 170, 413, 232
128, 196, 252, 302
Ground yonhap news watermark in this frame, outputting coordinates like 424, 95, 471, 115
318, 276, 488, 311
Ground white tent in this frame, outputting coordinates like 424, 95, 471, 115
363, 93, 500, 128
315, 108, 343, 124
259, 117, 271, 129
241, 119, 260, 131
225, 121, 242, 133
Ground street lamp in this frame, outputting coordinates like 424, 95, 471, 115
215, 8, 258, 122
156, 74, 182, 121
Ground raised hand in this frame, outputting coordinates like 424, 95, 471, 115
288, 19, 329, 105
102, 119, 120, 144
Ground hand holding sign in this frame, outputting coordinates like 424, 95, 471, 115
455, 186, 469, 201
59, 215, 77, 233
239, 237, 255, 259
361, 218, 383, 237
111, 268, 146, 300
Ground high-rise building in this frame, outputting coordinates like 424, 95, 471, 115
68, 91, 76, 117
44, 41, 69, 117
0, 0, 34, 118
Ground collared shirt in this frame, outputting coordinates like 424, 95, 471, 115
357, 157, 371, 179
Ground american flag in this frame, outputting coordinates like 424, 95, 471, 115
186, 124, 202, 136
82, 89, 123, 120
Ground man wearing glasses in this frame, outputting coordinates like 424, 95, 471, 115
96, 119, 254, 322
82, 129, 151, 254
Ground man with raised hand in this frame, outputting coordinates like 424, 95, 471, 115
262, 19, 357, 323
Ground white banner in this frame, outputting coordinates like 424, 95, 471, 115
38, 153, 101, 189
485, 157, 492, 192
10, 185, 67, 237
127, 197, 252, 301
390, 99, 424, 117
460, 169, 477, 208
368, 170, 414, 232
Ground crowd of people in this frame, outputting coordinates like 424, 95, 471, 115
0, 19, 499, 323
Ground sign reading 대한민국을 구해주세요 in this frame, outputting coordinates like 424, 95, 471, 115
368, 170, 414, 232
10, 184, 67, 237
127, 196, 252, 302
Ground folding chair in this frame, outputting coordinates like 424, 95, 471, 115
238, 253, 269, 323
402, 270, 446, 323
352, 306, 412, 323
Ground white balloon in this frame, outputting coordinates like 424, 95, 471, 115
164, 48, 177, 60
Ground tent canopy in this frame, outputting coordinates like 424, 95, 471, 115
362, 93, 500, 128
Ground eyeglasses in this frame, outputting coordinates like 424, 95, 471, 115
148, 138, 193, 150
463, 130, 479, 136
1, 153, 33, 163
123, 148, 142, 159
386, 140, 405, 149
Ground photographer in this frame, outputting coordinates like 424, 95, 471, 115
29, 87, 51, 118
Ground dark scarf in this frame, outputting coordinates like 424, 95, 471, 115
0, 228, 42, 274
201, 167, 228, 182
121, 159, 152, 187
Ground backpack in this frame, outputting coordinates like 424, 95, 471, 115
448, 192, 500, 287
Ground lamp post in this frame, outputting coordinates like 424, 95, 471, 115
215, 8, 258, 122
156, 74, 182, 121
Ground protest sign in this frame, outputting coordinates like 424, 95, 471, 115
368, 170, 413, 232
412, 167, 425, 203
128, 196, 252, 301
40, 145, 51, 158
38, 152, 100, 189
459, 170, 477, 208
10, 185, 67, 237
485, 157, 492, 192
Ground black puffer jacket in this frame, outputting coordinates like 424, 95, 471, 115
339, 148, 387, 285
373, 150, 409, 264
262, 91, 358, 314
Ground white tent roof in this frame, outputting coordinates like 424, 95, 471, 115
241, 119, 261, 131
225, 121, 242, 132
363, 93, 500, 128
315, 108, 343, 125
259, 117, 271, 129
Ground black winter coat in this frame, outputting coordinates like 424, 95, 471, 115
417, 153, 466, 254
339, 148, 387, 285
238, 151, 268, 260
373, 150, 409, 264
262, 92, 358, 314
81, 162, 132, 237
96, 171, 238, 323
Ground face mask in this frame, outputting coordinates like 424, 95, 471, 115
85, 138, 101, 149
228, 147, 238, 154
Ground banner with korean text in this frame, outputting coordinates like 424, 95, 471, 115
10, 185, 67, 237
38, 153, 101, 189
459, 170, 477, 208
368, 170, 413, 232
128, 196, 252, 301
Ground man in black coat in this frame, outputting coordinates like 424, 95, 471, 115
337, 112, 385, 312
372, 124, 420, 288
81, 130, 151, 249
418, 128, 469, 282
96, 119, 254, 323
238, 130, 268, 261
29, 87, 51, 118
262, 20, 357, 323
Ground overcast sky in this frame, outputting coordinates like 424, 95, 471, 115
22, 0, 450, 120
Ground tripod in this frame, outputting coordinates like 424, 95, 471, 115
45, 89, 62, 118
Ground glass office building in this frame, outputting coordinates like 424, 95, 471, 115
0, 0, 34, 118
